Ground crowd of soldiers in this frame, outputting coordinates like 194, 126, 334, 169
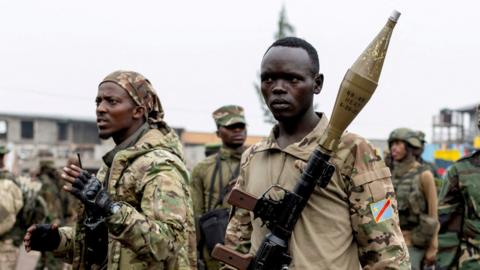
0, 36, 479, 270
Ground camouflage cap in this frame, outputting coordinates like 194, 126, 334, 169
388, 128, 422, 148
212, 105, 246, 127
100, 70, 167, 130
0, 145, 9, 155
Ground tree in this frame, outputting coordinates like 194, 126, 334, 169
255, 5, 296, 125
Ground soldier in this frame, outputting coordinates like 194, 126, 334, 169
23, 70, 196, 269
0, 145, 15, 180
0, 146, 23, 270
191, 105, 247, 270
32, 150, 66, 270
437, 104, 480, 269
224, 37, 409, 269
388, 128, 439, 269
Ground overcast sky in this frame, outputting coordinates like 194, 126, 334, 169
0, 0, 477, 141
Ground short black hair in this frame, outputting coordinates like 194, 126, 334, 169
265, 37, 320, 75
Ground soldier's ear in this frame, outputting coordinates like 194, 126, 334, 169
313, 73, 324, 95
132, 106, 145, 120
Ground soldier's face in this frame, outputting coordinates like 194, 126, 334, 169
260, 46, 322, 122
217, 123, 247, 149
95, 82, 142, 143
390, 140, 407, 161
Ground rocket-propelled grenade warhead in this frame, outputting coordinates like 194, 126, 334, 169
319, 10, 401, 152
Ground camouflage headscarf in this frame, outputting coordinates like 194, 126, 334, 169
100, 70, 168, 131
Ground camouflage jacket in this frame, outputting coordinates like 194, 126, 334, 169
36, 169, 64, 224
225, 114, 409, 269
54, 128, 197, 270
0, 178, 23, 237
190, 146, 243, 216
437, 150, 480, 269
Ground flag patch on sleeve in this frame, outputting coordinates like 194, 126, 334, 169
370, 198, 394, 223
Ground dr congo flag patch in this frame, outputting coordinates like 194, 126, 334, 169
370, 198, 394, 223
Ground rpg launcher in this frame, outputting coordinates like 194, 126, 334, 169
213, 10, 401, 270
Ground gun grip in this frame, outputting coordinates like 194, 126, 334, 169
212, 244, 253, 270
227, 188, 257, 211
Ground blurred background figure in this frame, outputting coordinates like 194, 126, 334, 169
190, 105, 247, 270
388, 128, 439, 269
437, 104, 480, 269
0, 145, 23, 270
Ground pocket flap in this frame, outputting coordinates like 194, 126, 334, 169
352, 167, 391, 187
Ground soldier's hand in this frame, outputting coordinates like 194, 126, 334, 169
424, 247, 437, 267
24, 224, 61, 252
61, 164, 119, 216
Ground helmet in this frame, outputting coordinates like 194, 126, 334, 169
415, 130, 427, 145
388, 128, 422, 148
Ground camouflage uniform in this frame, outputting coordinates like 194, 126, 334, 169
389, 128, 438, 270
0, 146, 24, 270
191, 105, 246, 270
52, 71, 196, 269
34, 152, 68, 270
437, 105, 480, 269
225, 114, 409, 269
437, 150, 480, 269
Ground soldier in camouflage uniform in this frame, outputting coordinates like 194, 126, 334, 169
0, 145, 24, 270
388, 128, 439, 269
0, 145, 15, 181
191, 105, 247, 270
225, 37, 409, 269
24, 70, 196, 269
32, 150, 67, 270
437, 104, 480, 269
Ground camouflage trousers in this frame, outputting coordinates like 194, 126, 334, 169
0, 240, 19, 270
437, 241, 480, 270
455, 243, 480, 269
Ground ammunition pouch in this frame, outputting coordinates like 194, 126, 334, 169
198, 208, 229, 253
411, 214, 438, 248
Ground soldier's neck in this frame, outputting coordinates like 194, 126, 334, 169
276, 111, 320, 149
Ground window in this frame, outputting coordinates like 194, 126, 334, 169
0, 120, 7, 139
57, 122, 68, 141
21, 120, 34, 139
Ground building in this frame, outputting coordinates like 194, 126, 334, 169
431, 103, 479, 146
0, 112, 265, 173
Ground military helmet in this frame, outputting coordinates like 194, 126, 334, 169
388, 128, 422, 148
415, 130, 427, 145
0, 145, 10, 155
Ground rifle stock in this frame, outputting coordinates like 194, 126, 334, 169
212, 244, 253, 270
227, 188, 258, 211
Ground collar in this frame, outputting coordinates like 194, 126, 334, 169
392, 154, 417, 178
254, 112, 329, 161
219, 145, 245, 160
102, 122, 150, 167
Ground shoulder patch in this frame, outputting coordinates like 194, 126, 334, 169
370, 198, 394, 223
